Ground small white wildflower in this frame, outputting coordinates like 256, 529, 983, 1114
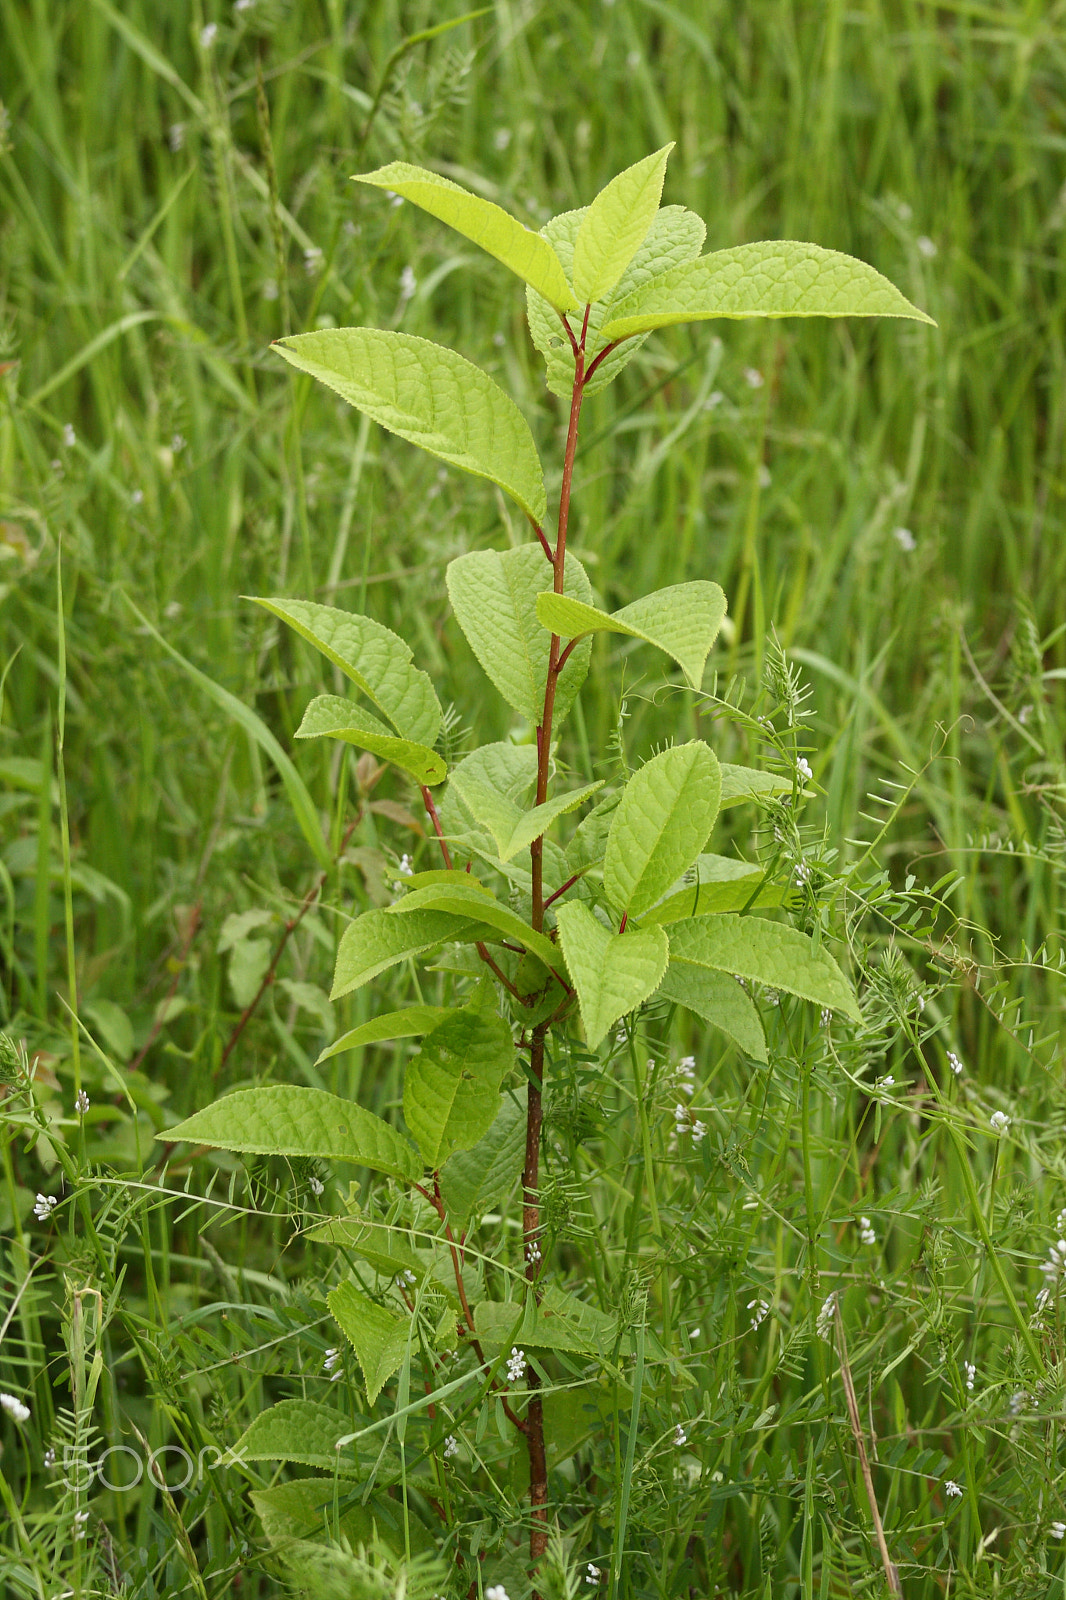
858, 1215, 877, 1247
75, 1089, 89, 1116
893, 525, 916, 551
444, 1433, 459, 1458
796, 756, 813, 782
585, 1563, 601, 1583
170, 432, 186, 454
323, 1347, 341, 1372
235, 0, 255, 10
74, 1509, 90, 1538
1036, 1286, 1053, 1313
875, 1075, 895, 1096
689, 1327, 700, 1339
964, 1361, 975, 1391
33, 1193, 57, 1221
200, 22, 219, 48
303, 246, 323, 276
44, 1446, 56, 1467
1010, 1390, 1028, 1415
308, 1176, 324, 1196
506, 1347, 525, 1383
398, 853, 413, 876
990, 1110, 1010, 1135
691, 1120, 707, 1143
493, 127, 512, 151
168, 123, 186, 152
703, 390, 724, 410
673, 1423, 687, 1447
816, 1292, 836, 1340
51, 458, 63, 475
399, 264, 417, 300
1, 1393, 30, 1423
526, 1241, 541, 1265
1018, 703, 1033, 725
62, 423, 76, 449
765, 989, 780, 1007
743, 366, 764, 388
674, 1102, 688, 1127
820, 1007, 831, 1027
747, 1297, 770, 1330
1051, 1521, 1066, 1540
916, 235, 937, 258
793, 860, 811, 887
387, 191, 404, 208
1057, 1207, 1066, 1233
944, 1478, 963, 1498
130, 488, 144, 506
493, 331, 505, 347
486, 1588, 510, 1600
916, 991, 926, 1012
947, 1051, 963, 1076
261, 278, 279, 301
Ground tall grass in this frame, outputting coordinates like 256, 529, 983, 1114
1, 3, 1065, 1596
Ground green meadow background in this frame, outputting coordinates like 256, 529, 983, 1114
1, 2, 1065, 1596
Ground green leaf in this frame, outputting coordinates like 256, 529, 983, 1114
602, 240, 936, 339
719, 763, 802, 808
354, 162, 577, 312
273, 329, 547, 524
387, 882, 564, 974
475, 1283, 619, 1357
252, 596, 441, 745
236, 1400, 358, 1474
665, 914, 862, 1021
439, 1089, 526, 1230
566, 789, 621, 874
536, 581, 726, 690
604, 742, 722, 918
317, 1005, 456, 1064
643, 854, 784, 925
449, 746, 602, 860
328, 1279, 410, 1405
302, 1216, 425, 1282
527, 204, 706, 398
332, 907, 480, 1000
164, 1085, 422, 1181
571, 144, 674, 304
403, 1006, 514, 1167
555, 901, 669, 1050
252, 1479, 429, 1554
296, 694, 446, 785
446, 545, 593, 725
658, 964, 767, 1062
123, 597, 330, 870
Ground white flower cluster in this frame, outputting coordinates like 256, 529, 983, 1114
990, 1110, 1010, 1135
398, 854, 413, 877
947, 1051, 963, 1077
74, 1508, 90, 1538
1, 1393, 30, 1423
486, 1587, 510, 1600
857, 1215, 877, 1247
75, 1090, 89, 1116
323, 1348, 343, 1381
34, 1193, 57, 1221
1051, 1521, 1066, 1540
673, 1104, 707, 1142
964, 1361, 975, 1392
944, 1478, 963, 1499
526, 1241, 542, 1266
676, 1056, 696, 1096
673, 1423, 687, 1447
747, 1297, 771, 1330
585, 1564, 601, 1584
506, 1347, 525, 1383
815, 1293, 836, 1341
796, 756, 813, 782
793, 860, 811, 887
444, 1434, 459, 1459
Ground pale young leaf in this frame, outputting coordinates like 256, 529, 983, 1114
658, 964, 767, 1062
331, 907, 480, 1000
536, 581, 727, 690
555, 901, 669, 1050
571, 144, 674, 303
665, 913, 863, 1021
604, 742, 722, 918
402, 1006, 514, 1167
328, 1280, 410, 1405
296, 694, 447, 786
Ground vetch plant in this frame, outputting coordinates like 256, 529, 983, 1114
163, 145, 931, 1588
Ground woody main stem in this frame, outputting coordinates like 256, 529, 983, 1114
525, 314, 588, 1570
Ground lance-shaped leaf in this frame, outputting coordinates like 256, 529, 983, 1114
602, 241, 935, 339
253, 597, 441, 745
403, 1006, 514, 1167
644, 854, 784, 926
658, 965, 767, 1062
303, 1217, 425, 1283
449, 749, 603, 861
528, 204, 706, 399
572, 144, 674, 304
555, 901, 668, 1050
329, 1280, 410, 1405
439, 1089, 526, 1230
332, 907, 479, 1000
236, 1401, 358, 1474
666, 913, 862, 1021
604, 742, 722, 918
296, 695, 446, 786
447, 545, 593, 725
354, 162, 577, 312
164, 1086, 422, 1182
720, 763, 802, 808
317, 1005, 457, 1064
273, 329, 547, 524
387, 881, 564, 974
537, 581, 726, 691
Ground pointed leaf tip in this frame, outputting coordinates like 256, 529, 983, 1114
572, 144, 675, 304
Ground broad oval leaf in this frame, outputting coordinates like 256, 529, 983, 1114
446, 544, 593, 726
332, 907, 479, 1000
253, 597, 441, 745
296, 694, 446, 786
316, 1005, 457, 1064
720, 763, 803, 808
572, 144, 674, 304
403, 1006, 514, 1167
555, 900, 669, 1050
439, 1088, 526, 1230
602, 241, 935, 339
273, 329, 547, 524
448, 745, 602, 861
387, 881, 564, 974
644, 854, 784, 925
475, 1283, 619, 1357
164, 1085, 422, 1181
527, 203, 706, 398
329, 1279, 410, 1405
658, 964, 767, 1062
537, 581, 727, 690
666, 913, 862, 1021
236, 1400, 357, 1474
354, 162, 577, 312
604, 742, 722, 918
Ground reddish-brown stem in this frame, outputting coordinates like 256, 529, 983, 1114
584, 338, 623, 386
420, 785, 452, 868
542, 872, 581, 911
530, 518, 555, 562
554, 636, 580, 677
618, 911, 628, 934
475, 942, 525, 1001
